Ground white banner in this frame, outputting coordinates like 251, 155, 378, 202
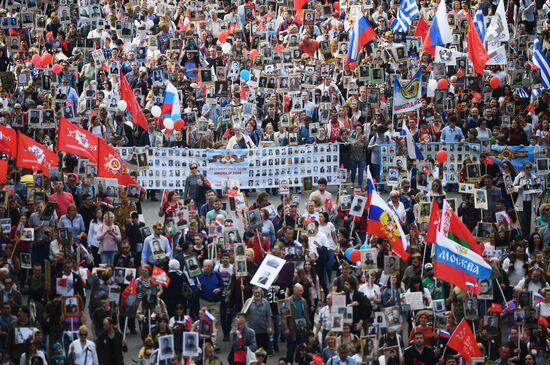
434, 47, 467, 66
486, 46, 507, 66
393, 68, 423, 114
118, 145, 340, 190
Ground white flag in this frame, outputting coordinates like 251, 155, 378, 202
485, 0, 509, 43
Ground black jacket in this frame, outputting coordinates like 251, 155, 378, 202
96, 330, 126, 365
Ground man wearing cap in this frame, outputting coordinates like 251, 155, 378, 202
141, 221, 171, 266
421, 263, 448, 301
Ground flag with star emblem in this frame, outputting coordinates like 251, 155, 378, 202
426, 199, 441, 244
57, 116, 99, 163
0, 125, 17, 159
97, 138, 137, 186
16, 132, 59, 176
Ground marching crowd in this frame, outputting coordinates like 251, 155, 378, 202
0, 0, 549, 364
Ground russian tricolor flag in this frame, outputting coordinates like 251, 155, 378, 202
347, 16, 376, 65
534, 293, 545, 303
434, 233, 492, 291
439, 330, 451, 339
161, 81, 181, 120
422, 1, 453, 56
204, 310, 215, 325
367, 190, 410, 261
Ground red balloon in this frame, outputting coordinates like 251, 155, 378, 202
436, 150, 448, 164
249, 49, 259, 60
46, 31, 54, 41
174, 118, 185, 130
164, 128, 173, 135
218, 31, 228, 43
350, 249, 361, 264
274, 44, 284, 53
333, 1, 340, 11
438, 79, 449, 89
31, 54, 42, 67
52, 64, 62, 75
489, 76, 500, 89
41, 53, 53, 67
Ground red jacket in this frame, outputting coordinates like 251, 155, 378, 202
247, 236, 270, 264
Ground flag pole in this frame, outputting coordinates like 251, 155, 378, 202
148, 309, 152, 336
122, 316, 128, 342
495, 280, 507, 307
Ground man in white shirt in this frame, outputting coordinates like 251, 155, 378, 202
315, 294, 333, 348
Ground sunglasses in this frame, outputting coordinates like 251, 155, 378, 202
190, 166, 197, 170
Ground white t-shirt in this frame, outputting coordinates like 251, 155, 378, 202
318, 223, 337, 250
358, 283, 381, 302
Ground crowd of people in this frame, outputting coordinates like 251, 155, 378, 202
0, 0, 548, 364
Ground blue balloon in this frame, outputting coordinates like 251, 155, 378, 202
360, 244, 368, 250
344, 247, 354, 260
240, 69, 250, 81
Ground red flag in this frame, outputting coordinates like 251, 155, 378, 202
294, 0, 307, 11
484, 156, 495, 165
16, 133, 59, 176
152, 266, 170, 287
0, 160, 7, 184
120, 277, 137, 313
57, 116, 99, 163
414, 17, 429, 40
448, 320, 482, 360
539, 315, 549, 328
456, 67, 465, 78
467, 13, 489, 75
0, 125, 17, 159
119, 70, 148, 130
489, 303, 503, 313
294, 9, 304, 25
97, 138, 138, 186
425, 199, 441, 244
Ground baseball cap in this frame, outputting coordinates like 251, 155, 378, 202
424, 263, 433, 270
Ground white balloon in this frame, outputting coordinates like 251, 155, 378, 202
163, 118, 174, 130
221, 42, 232, 54
151, 105, 162, 118
117, 100, 127, 112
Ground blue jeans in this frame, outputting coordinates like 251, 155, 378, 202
350, 160, 365, 187
325, 251, 335, 296
370, 163, 381, 186
100, 251, 117, 266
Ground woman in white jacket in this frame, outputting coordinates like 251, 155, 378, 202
68, 325, 99, 365
226, 127, 256, 149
